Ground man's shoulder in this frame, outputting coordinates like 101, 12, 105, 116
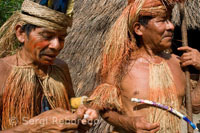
0, 59, 7, 69
0, 56, 15, 94
53, 58, 74, 97
129, 57, 151, 68
167, 54, 184, 75
0, 55, 17, 66
53, 58, 70, 77
129, 54, 181, 69
169, 53, 181, 64
0, 56, 15, 70
0, 56, 16, 81
53, 58, 69, 70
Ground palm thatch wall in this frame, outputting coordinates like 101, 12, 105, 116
59, 1, 126, 132
172, 0, 200, 29
59, 0, 126, 96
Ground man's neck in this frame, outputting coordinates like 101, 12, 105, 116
18, 48, 35, 65
138, 46, 171, 63
18, 49, 49, 77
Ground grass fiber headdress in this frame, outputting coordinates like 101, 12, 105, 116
0, 0, 74, 57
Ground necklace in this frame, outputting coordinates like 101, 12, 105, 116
17, 51, 55, 109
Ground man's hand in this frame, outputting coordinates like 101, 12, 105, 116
80, 108, 98, 126
131, 116, 160, 133
100, 110, 159, 133
77, 107, 99, 132
4, 106, 98, 132
24, 107, 85, 132
178, 46, 200, 70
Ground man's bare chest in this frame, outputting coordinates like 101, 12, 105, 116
120, 59, 186, 103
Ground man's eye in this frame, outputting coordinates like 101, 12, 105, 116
59, 37, 65, 42
42, 35, 53, 40
39, 32, 53, 40
158, 19, 165, 22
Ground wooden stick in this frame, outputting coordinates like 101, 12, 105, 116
179, 2, 193, 133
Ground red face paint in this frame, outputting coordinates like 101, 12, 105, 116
22, 27, 66, 65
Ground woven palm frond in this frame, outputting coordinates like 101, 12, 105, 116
172, 0, 200, 29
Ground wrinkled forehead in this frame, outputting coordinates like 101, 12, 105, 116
36, 27, 67, 36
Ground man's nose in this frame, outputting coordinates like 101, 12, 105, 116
49, 37, 62, 51
166, 20, 174, 31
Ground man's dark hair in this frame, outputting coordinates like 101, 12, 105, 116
133, 16, 153, 47
138, 16, 153, 26
20, 24, 38, 37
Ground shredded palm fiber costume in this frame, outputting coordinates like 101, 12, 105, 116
148, 60, 180, 132
2, 62, 71, 129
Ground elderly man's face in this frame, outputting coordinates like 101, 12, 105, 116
23, 27, 67, 65
140, 16, 174, 52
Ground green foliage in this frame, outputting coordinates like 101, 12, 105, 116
0, 0, 23, 26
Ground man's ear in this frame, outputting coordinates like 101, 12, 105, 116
15, 24, 25, 43
133, 22, 143, 36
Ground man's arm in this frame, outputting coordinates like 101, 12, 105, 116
1, 108, 79, 133
91, 68, 160, 132
0, 59, 13, 130
0, 59, 12, 93
178, 46, 200, 113
101, 110, 160, 132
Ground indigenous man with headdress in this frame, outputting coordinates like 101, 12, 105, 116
0, 0, 98, 132
90, 0, 200, 132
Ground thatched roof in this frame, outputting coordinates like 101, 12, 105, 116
172, 0, 200, 29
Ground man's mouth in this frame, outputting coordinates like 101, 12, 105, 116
165, 36, 172, 38
163, 35, 173, 40
164, 33, 173, 38
46, 54, 57, 57
41, 54, 57, 60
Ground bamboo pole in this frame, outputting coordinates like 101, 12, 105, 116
179, 2, 193, 133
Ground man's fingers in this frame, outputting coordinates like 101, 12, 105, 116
76, 106, 87, 119
137, 127, 159, 133
142, 122, 160, 130
181, 52, 191, 57
180, 52, 193, 65
150, 126, 160, 132
85, 109, 98, 120
181, 55, 192, 61
82, 109, 98, 126
181, 60, 193, 67
178, 46, 193, 52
